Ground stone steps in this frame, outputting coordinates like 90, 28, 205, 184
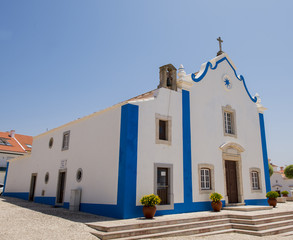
232, 218, 293, 231
235, 225, 293, 237
230, 214, 293, 225
90, 218, 231, 239
92, 223, 232, 240
87, 215, 228, 232
88, 210, 293, 239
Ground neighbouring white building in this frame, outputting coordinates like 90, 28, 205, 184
0, 130, 32, 184
270, 164, 293, 197
3, 51, 271, 219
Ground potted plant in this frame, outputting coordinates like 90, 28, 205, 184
209, 192, 223, 212
281, 191, 289, 197
266, 191, 279, 207
140, 194, 161, 219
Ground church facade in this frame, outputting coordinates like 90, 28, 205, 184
3, 52, 271, 219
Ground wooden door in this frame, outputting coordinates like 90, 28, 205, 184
225, 161, 238, 203
56, 171, 66, 204
157, 168, 169, 205
29, 174, 37, 201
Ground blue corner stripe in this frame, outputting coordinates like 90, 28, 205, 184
191, 56, 257, 103
2, 162, 9, 194
182, 90, 193, 204
117, 103, 139, 219
259, 113, 271, 192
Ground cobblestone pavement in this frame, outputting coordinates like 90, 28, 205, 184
0, 196, 292, 240
0, 196, 113, 240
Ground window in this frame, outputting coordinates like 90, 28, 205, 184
156, 114, 172, 145
76, 168, 83, 182
62, 131, 70, 151
0, 138, 12, 146
249, 168, 262, 192
224, 112, 233, 134
159, 120, 168, 140
251, 171, 259, 190
222, 105, 237, 137
49, 137, 54, 149
198, 164, 215, 194
201, 169, 211, 190
45, 172, 49, 184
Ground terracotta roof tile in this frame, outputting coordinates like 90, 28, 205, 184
0, 132, 32, 154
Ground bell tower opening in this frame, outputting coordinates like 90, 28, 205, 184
158, 64, 177, 91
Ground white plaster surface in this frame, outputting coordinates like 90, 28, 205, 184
5, 106, 122, 205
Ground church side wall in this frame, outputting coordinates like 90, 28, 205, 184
135, 88, 184, 207
4, 106, 121, 206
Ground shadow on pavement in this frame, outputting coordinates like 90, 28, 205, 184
0, 196, 116, 224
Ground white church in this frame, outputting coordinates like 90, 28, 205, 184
3, 45, 271, 219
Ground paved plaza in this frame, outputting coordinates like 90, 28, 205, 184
0, 196, 292, 240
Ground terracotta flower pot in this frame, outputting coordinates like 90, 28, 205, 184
143, 206, 157, 219
211, 201, 222, 212
268, 198, 277, 208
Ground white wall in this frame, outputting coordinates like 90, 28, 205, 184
189, 57, 266, 202
0, 152, 21, 168
5, 106, 122, 205
135, 88, 184, 205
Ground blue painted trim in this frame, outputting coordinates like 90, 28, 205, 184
80, 203, 122, 219
191, 56, 257, 103
117, 104, 139, 219
182, 90, 193, 204
79, 200, 226, 219
3, 192, 29, 200
2, 162, 9, 194
63, 202, 70, 209
34, 196, 56, 205
245, 199, 268, 206
259, 113, 271, 192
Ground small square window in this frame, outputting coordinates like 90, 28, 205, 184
156, 114, 171, 145
62, 131, 70, 151
159, 120, 168, 140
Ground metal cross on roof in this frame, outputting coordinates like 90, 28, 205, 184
217, 37, 224, 56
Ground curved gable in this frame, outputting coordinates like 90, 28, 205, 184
191, 53, 257, 103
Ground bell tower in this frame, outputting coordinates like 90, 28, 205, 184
158, 64, 177, 91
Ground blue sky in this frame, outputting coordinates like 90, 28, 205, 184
1, 0, 292, 166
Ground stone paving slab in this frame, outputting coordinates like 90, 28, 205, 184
1, 196, 293, 240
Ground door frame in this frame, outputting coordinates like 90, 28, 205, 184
154, 163, 174, 210
55, 169, 67, 206
220, 142, 245, 204
29, 173, 37, 201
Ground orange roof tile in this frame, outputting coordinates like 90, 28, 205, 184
0, 131, 32, 154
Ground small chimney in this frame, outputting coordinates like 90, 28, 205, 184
9, 130, 15, 138
280, 167, 284, 171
